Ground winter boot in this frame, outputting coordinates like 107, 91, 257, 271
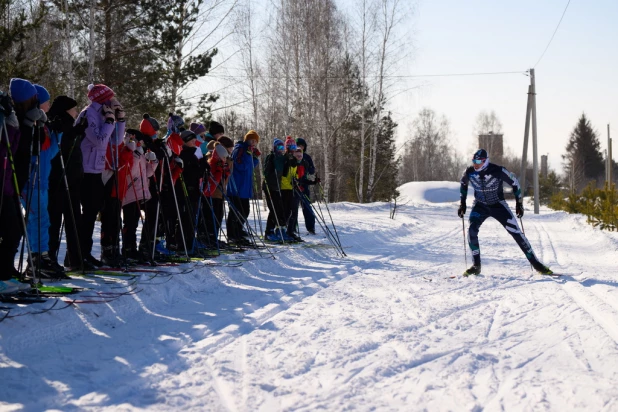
84, 254, 103, 268
463, 265, 481, 277
26, 252, 71, 281
266, 231, 282, 242
101, 246, 123, 267
0, 278, 31, 294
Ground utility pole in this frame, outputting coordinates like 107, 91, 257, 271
530, 69, 540, 214
608, 124, 613, 187
520, 85, 533, 194
520, 69, 540, 214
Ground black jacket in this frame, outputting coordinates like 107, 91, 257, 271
48, 112, 86, 192
460, 163, 522, 206
177, 146, 209, 202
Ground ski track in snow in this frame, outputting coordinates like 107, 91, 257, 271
1, 183, 618, 411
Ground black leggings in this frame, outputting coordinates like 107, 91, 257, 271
80, 173, 104, 256
468, 201, 539, 266
48, 186, 83, 266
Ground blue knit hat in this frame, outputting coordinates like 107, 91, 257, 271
34, 84, 50, 104
273, 138, 284, 150
9, 78, 37, 104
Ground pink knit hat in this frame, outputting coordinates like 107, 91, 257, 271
87, 84, 115, 104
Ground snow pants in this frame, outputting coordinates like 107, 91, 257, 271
48, 186, 83, 266
122, 202, 141, 252
0, 197, 22, 279
80, 173, 105, 257
299, 187, 315, 232
100, 179, 121, 253
22, 189, 49, 254
202, 196, 223, 246
226, 196, 249, 240
468, 201, 539, 267
263, 188, 284, 234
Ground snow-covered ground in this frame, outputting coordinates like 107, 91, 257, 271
1, 182, 618, 411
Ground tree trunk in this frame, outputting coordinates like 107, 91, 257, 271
88, 0, 96, 83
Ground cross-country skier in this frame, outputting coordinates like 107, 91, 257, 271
458, 149, 552, 276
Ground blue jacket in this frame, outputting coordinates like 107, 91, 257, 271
227, 141, 259, 198
24, 126, 60, 192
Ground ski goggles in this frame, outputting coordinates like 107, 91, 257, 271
472, 158, 486, 165
275, 144, 284, 151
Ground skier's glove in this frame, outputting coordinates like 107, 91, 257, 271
145, 150, 157, 161
102, 105, 115, 124
516, 201, 524, 218
174, 157, 184, 169
0, 92, 14, 116
251, 147, 261, 157
126, 139, 137, 152
23, 108, 46, 128
110, 98, 125, 122
457, 203, 466, 218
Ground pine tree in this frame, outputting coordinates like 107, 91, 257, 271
0, 0, 47, 86
563, 113, 604, 192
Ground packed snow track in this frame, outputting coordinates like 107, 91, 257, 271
1, 182, 617, 411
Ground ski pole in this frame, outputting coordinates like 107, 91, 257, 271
2, 119, 37, 289
461, 217, 468, 267
55, 131, 84, 272
164, 155, 190, 260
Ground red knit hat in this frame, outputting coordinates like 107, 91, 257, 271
87, 83, 115, 104
284, 136, 297, 151
140, 113, 160, 137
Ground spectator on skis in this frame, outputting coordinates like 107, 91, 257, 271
175, 130, 209, 254
0, 89, 31, 294
458, 149, 552, 276
78, 84, 125, 267
262, 138, 287, 241
202, 142, 231, 247
295, 137, 317, 235
226, 129, 260, 245
47, 95, 92, 271
117, 129, 157, 263
20, 83, 68, 280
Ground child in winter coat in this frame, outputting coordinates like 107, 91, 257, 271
295, 138, 317, 234
202, 141, 232, 248
226, 130, 260, 244
278, 137, 302, 242
20, 83, 67, 279
78, 84, 125, 267
47, 96, 90, 271
176, 130, 209, 255
120, 130, 157, 262
0, 91, 31, 293
262, 138, 286, 241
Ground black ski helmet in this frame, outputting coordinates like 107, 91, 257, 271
473, 149, 488, 162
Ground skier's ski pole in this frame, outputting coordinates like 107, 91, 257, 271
461, 217, 468, 267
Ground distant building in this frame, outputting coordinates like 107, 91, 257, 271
478, 132, 504, 164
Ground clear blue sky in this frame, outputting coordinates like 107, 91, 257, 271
392, 0, 618, 172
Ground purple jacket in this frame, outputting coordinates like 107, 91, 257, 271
0, 122, 20, 197
79, 102, 124, 174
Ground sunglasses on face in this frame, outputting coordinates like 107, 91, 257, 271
472, 158, 486, 165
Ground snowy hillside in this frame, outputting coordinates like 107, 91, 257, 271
1, 182, 618, 411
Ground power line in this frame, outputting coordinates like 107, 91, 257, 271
202, 70, 526, 80
534, 0, 572, 68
